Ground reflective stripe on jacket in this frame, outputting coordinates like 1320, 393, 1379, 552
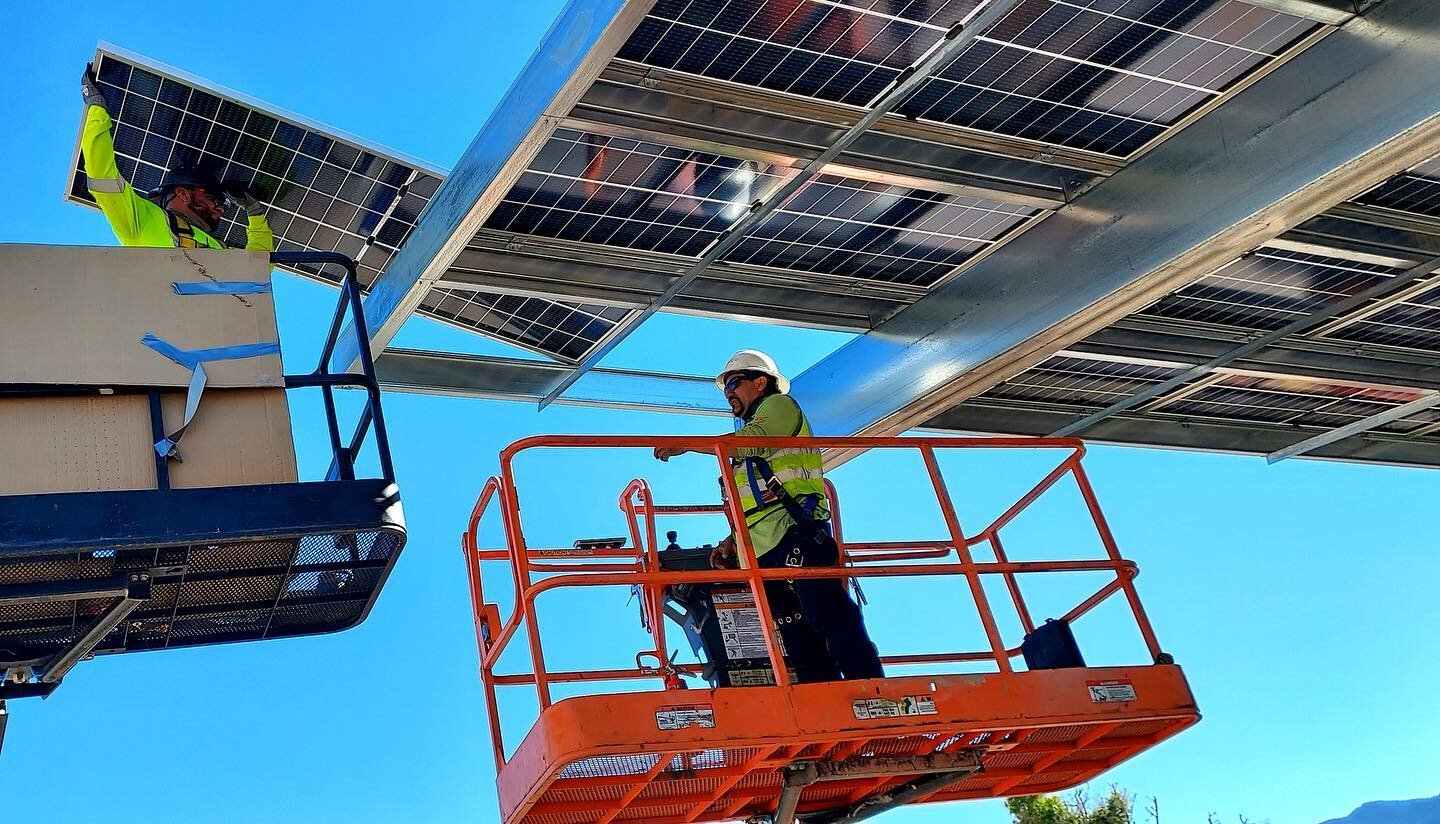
81, 104, 275, 252
730, 393, 829, 557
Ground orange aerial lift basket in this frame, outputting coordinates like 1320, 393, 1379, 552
463, 435, 1199, 824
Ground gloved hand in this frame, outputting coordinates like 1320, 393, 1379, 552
81, 63, 108, 110
710, 535, 738, 570
223, 183, 267, 217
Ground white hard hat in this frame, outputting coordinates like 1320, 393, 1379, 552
716, 349, 789, 394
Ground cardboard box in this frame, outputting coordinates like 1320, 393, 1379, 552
0, 389, 297, 496
0, 244, 282, 389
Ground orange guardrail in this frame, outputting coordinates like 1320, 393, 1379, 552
462, 435, 1166, 771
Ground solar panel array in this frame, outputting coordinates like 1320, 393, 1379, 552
1134, 248, 1408, 332
487, 128, 1037, 290
68, 51, 625, 362
973, 351, 1440, 436
953, 231, 1440, 447
618, 0, 1316, 157
485, 128, 796, 258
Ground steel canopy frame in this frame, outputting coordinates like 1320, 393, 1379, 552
333, 0, 654, 371
535, 0, 1028, 409
1238, 0, 1370, 26
789, 0, 1440, 442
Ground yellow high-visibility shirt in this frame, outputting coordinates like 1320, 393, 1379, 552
81, 104, 274, 251
728, 393, 829, 558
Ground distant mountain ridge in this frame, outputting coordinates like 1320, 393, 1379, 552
1320, 794, 1440, 824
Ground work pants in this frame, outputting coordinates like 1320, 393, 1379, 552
759, 524, 884, 683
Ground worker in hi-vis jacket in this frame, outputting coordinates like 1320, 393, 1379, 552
79, 64, 273, 251
654, 350, 884, 683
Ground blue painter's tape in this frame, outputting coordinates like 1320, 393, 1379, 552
172, 280, 272, 295
140, 333, 280, 369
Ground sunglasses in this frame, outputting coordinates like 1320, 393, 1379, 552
724, 374, 757, 392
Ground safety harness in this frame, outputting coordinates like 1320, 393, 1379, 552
167, 212, 224, 250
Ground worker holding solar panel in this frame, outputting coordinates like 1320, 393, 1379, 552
654, 350, 884, 683
80, 64, 273, 252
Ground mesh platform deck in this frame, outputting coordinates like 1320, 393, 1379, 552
499, 667, 1198, 824
0, 479, 404, 673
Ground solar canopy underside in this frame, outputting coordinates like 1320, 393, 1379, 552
950, 238, 1440, 457
402, 0, 1319, 362
66, 51, 628, 362
622, 0, 1314, 156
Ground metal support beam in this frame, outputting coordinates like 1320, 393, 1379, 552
792, 0, 1440, 439
1290, 203, 1440, 262
772, 752, 984, 824
802, 754, 984, 823
1052, 254, 1440, 436
1268, 392, 1440, 462
538, 0, 1027, 408
0, 574, 131, 607
40, 573, 151, 684
375, 349, 726, 415
440, 232, 914, 330
1237, 0, 1369, 26
333, 0, 652, 371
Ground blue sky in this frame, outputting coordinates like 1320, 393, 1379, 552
4, 3, 1439, 822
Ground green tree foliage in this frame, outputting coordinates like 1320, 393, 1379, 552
1006, 788, 1133, 824
1006, 788, 1267, 824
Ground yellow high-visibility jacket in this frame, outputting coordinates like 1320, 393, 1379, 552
729, 393, 830, 558
81, 104, 274, 251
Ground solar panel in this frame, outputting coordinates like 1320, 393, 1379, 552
723, 173, 1035, 286
619, 0, 961, 107
486, 128, 795, 257
1153, 374, 1435, 434
67, 48, 617, 363
1322, 281, 1440, 354
982, 353, 1184, 411
618, 0, 1315, 157
417, 288, 632, 362
1355, 154, 1440, 218
971, 352, 1440, 436
488, 128, 1033, 288
1135, 248, 1408, 332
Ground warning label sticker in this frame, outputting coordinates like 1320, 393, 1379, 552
656, 704, 716, 731
852, 694, 938, 720
1087, 681, 1137, 703
729, 668, 778, 686
715, 600, 769, 661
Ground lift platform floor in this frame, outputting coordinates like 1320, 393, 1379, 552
0, 480, 404, 671
499, 665, 1199, 823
